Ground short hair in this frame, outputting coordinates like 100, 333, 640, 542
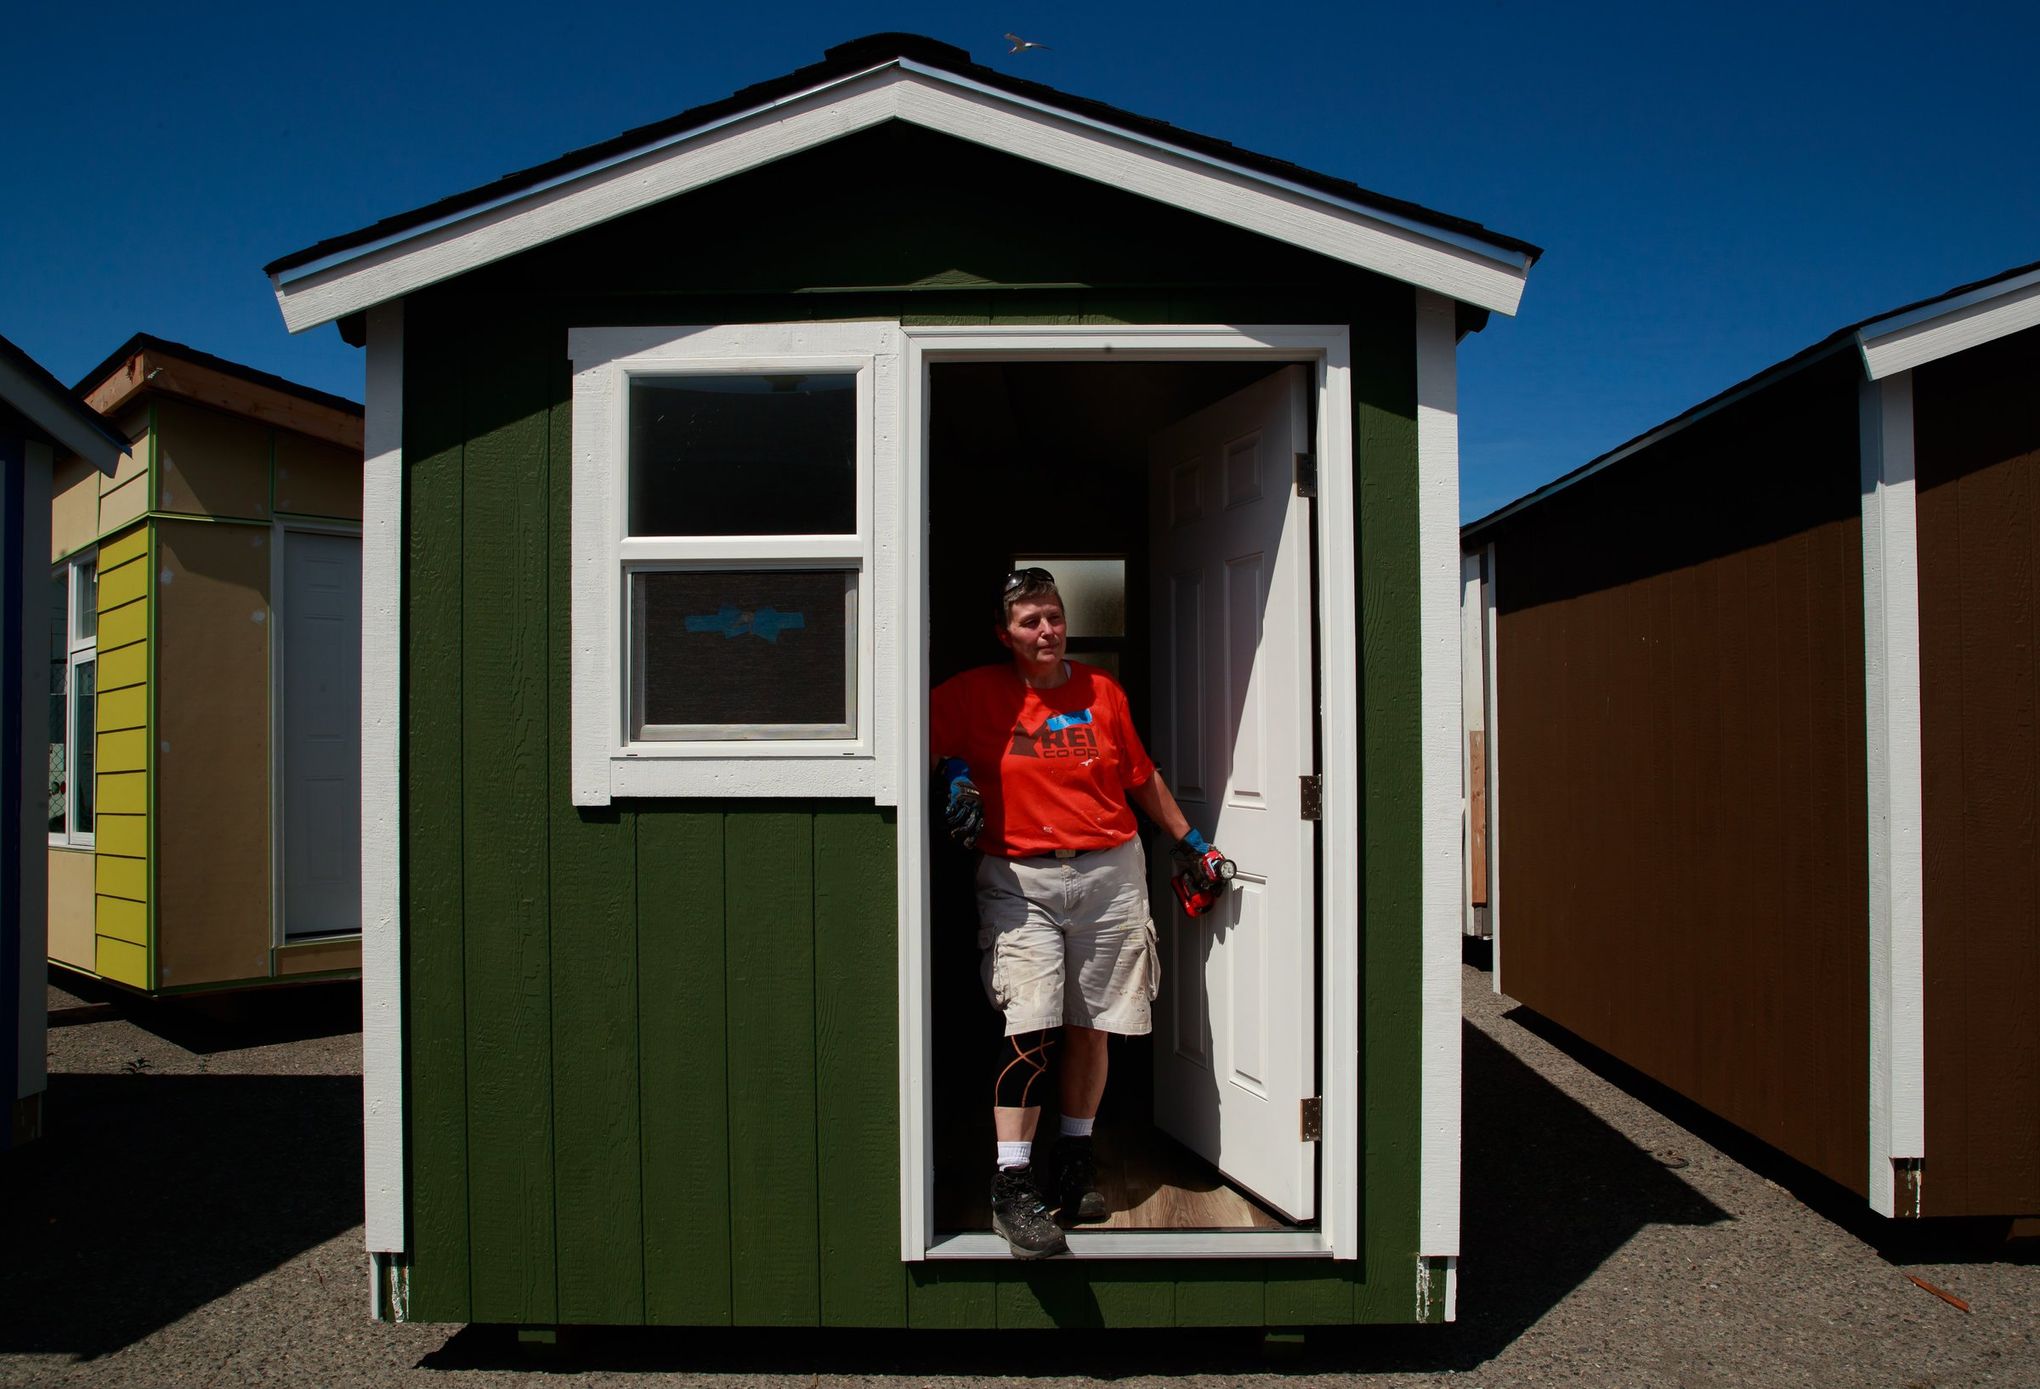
999, 567, 1061, 623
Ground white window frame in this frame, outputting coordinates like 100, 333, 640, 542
49, 553, 97, 848
568, 322, 902, 805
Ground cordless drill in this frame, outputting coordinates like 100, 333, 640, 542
1170, 830, 1236, 918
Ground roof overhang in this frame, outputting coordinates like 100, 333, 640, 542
1855, 263, 2040, 380
0, 339, 127, 474
271, 59, 1536, 333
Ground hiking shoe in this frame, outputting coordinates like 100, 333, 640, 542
1054, 1137, 1108, 1223
991, 1167, 1068, 1259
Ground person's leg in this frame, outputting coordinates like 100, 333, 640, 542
1059, 1025, 1109, 1121
976, 854, 1070, 1258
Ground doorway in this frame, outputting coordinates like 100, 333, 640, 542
919, 353, 1329, 1249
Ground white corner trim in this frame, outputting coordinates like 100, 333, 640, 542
1858, 267, 2040, 381
1482, 542, 1503, 996
895, 323, 1359, 1261
1414, 291, 1463, 1260
566, 321, 901, 807
360, 301, 405, 1253
271, 66, 1531, 334
1859, 371, 1927, 1216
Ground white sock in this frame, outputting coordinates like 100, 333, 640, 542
996, 1140, 1032, 1171
1060, 1114, 1095, 1138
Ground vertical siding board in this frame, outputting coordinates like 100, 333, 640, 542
1173, 1268, 1265, 1326
402, 306, 471, 1322
725, 810, 821, 1325
545, 345, 646, 1324
637, 809, 733, 1324
812, 807, 906, 1326
458, 318, 558, 1323
905, 1264, 998, 1329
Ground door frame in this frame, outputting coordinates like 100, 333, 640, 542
895, 324, 1360, 1261
269, 517, 364, 949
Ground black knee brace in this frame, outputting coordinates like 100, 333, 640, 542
993, 1029, 1058, 1109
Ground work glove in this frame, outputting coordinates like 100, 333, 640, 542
1171, 827, 1230, 890
940, 757, 983, 849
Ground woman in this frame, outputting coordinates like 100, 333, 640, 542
931, 567, 1224, 1258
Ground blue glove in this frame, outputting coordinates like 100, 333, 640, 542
1181, 827, 1212, 855
940, 757, 983, 849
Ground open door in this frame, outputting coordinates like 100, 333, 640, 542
1147, 364, 1318, 1221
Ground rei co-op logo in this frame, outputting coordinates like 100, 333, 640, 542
1009, 708, 1099, 760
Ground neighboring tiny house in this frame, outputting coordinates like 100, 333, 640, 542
1462, 260, 2040, 1222
269, 34, 1538, 1325
2, 333, 127, 1147
48, 336, 365, 995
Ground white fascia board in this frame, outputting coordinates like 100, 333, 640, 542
1858, 268, 2040, 380
0, 358, 125, 474
360, 302, 405, 1253
273, 65, 1531, 333
1414, 291, 1464, 1260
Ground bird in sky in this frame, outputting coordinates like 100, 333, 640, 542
1005, 32, 1051, 54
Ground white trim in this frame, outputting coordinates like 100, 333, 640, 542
360, 301, 405, 1254
0, 356, 126, 475
1414, 291, 1463, 1262
567, 321, 901, 806
49, 553, 98, 850
1458, 551, 1484, 938
272, 65, 1531, 333
1482, 542, 1503, 995
1858, 267, 2040, 380
1859, 372, 1927, 1216
928, 1230, 1335, 1260
895, 323, 1361, 1260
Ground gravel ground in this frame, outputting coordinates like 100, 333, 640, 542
2, 964, 2034, 1388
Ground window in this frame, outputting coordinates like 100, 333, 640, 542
49, 557, 97, 845
569, 323, 902, 804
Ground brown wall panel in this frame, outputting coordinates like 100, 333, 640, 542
156, 398, 272, 521
154, 518, 273, 987
47, 848, 95, 970
272, 430, 362, 519
1492, 355, 1871, 1194
50, 454, 99, 559
1914, 324, 2040, 1217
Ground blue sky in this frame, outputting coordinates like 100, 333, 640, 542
5, 1, 2034, 519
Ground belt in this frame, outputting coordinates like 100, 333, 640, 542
1052, 848, 1084, 859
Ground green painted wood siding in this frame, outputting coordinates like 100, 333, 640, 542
400, 127, 1432, 1327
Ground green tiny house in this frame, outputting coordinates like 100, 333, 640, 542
268, 35, 1537, 1327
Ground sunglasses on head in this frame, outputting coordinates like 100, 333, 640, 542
1003, 567, 1056, 593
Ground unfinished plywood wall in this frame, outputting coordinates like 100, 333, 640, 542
1490, 354, 1871, 1195
1913, 324, 2040, 1218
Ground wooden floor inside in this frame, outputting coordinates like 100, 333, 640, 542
935, 1120, 1291, 1232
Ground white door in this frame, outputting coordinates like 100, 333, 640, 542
1147, 365, 1318, 1221
280, 530, 362, 939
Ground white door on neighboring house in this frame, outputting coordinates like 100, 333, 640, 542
1146, 364, 1318, 1221
280, 530, 362, 939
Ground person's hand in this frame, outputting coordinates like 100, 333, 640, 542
1172, 827, 1228, 888
940, 758, 983, 849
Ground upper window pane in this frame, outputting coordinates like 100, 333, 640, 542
74, 561, 97, 643
628, 374, 855, 537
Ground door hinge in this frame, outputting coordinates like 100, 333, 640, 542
1294, 451, 1317, 498
1299, 774, 1322, 821
1300, 1097, 1322, 1141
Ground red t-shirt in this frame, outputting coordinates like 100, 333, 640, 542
930, 661, 1156, 859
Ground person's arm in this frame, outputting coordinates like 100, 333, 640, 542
1127, 771, 1193, 844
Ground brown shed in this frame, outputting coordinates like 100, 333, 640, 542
1460, 260, 2040, 1221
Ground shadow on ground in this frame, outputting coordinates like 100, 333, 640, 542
0, 1070, 362, 1359
419, 1020, 1729, 1376
47, 975, 364, 1055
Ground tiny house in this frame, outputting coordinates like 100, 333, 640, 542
269, 34, 1538, 1326
2, 332, 127, 1146
1462, 260, 2040, 1222
47, 337, 365, 995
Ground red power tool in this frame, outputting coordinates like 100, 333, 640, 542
1171, 842, 1237, 918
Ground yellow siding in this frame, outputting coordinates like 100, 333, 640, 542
99, 523, 148, 567
97, 895, 148, 944
99, 642, 147, 690
96, 855, 147, 903
99, 769, 145, 815
96, 813, 147, 858
99, 556, 147, 608
98, 727, 148, 774
99, 685, 146, 732
99, 598, 147, 652
95, 935, 149, 988
47, 849, 96, 969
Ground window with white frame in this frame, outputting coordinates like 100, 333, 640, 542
569, 323, 901, 806
49, 556, 97, 845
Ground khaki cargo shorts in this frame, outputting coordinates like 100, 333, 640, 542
975, 835, 1159, 1036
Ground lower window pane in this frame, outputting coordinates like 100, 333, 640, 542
73, 660, 96, 833
632, 569, 855, 738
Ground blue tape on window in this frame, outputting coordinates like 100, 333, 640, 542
683, 606, 808, 642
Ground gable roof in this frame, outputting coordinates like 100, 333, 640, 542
78, 334, 364, 452
268, 33, 1540, 333
0, 332, 127, 473
1462, 254, 2040, 541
